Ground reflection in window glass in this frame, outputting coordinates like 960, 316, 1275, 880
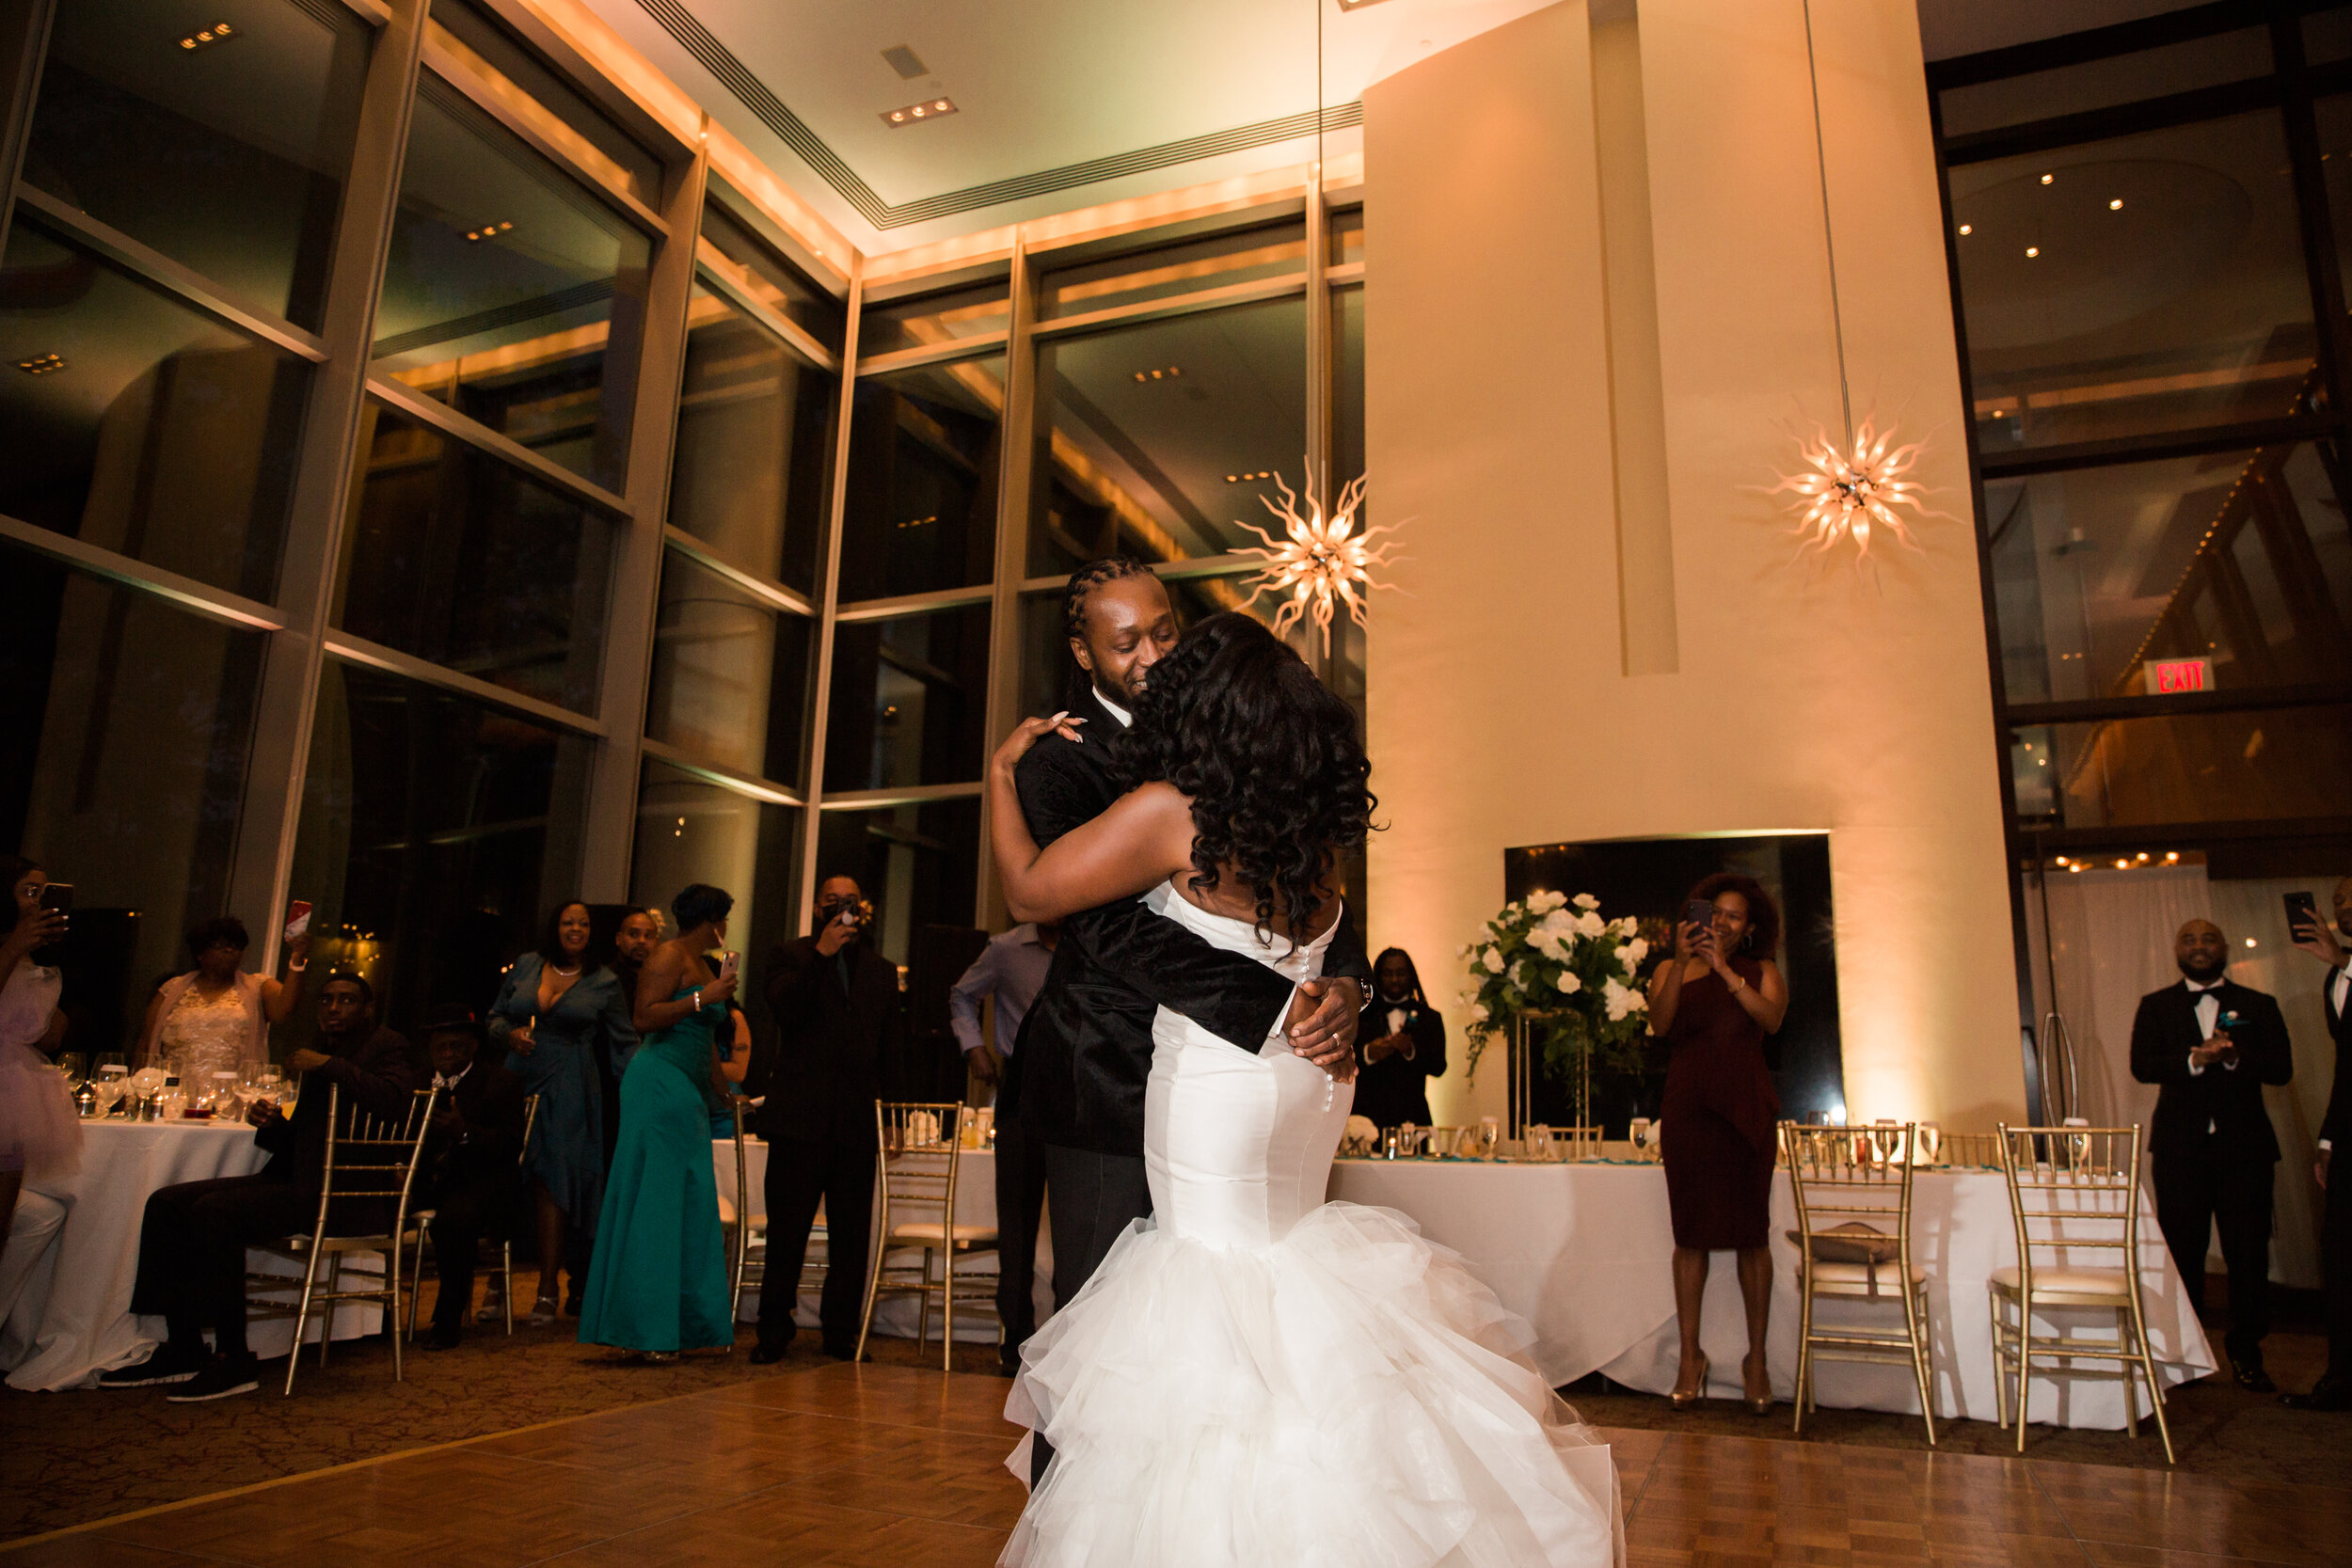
1030, 298, 1306, 575
1950, 111, 2315, 453
430, 0, 663, 203
861, 283, 1010, 356
373, 76, 651, 491
0, 215, 310, 601
1984, 444, 2352, 705
1937, 29, 2273, 138
1041, 222, 1307, 319
670, 282, 837, 594
646, 551, 813, 787
825, 606, 991, 791
23, 0, 371, 327
1329, 206, 1364, 267
2011, 705, 2352, 830
699, 204, 845, 353
842, 357, 1006, 600
337, 401, 613, 714
1334, 283, 1365, 490
813, 799, 979, 966
2311, 97, 2352, 330
290, 658, 593, 1034
630, 759, 800, 996
0, 541, 264, 1054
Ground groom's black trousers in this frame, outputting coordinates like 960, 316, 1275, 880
1030, 1143, 1152, 1487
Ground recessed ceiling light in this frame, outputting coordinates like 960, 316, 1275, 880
880, 44, 928, 80
463, 220, 515, 242
15, 352, 66, 375
2025, 246, 2039, 258
178, 21, 234, 51
1131, 366, 1182, 383
2040, 173, 2054, 184
1225, 470, 1274, 483
882, 97, 958, 127
1958, 223, 1972, 234
2108, 198, 2122, 210
894, 515, 938, 531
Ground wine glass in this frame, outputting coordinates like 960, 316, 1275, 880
56, 1052, 87, 1087
1477, 1117, 1501, 1161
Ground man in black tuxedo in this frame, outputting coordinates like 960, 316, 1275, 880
1005, 559, 1369, 1478
752, 873, 902, 1363
1354, 947, 1449, 1132
2130, 918, 2295, 1391
415, 1004, 529, 1351
2285, 877, 2352, 1411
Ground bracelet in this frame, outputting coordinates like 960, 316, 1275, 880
1727, 974, 1747, 993
693, 989, 704, 1010
287, 960, 307, 974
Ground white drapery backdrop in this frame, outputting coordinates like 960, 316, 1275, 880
2026, 864, 2328, 1290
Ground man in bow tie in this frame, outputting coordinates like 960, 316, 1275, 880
2130, 918, 2295, 1393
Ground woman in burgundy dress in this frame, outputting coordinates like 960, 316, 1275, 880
1647, 874, 1788, 1413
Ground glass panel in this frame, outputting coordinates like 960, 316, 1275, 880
0, 214, 310, 601
430, 0, 663, 204
373, 75, 652, 492
2010, 705, 2352, 830
337, 400, 613, 714
1040, 222, 1308, 319
700, 203, 846, 352
1333, 283, 1365, 489
1029, 297, 1308, 574
1937, 29, 2274, 138
1329, 205, 1364, 267
841, 356, 1006, 600
812, 799, 980, 967
1950, 110, 2317, 453
0, 540, 264, 1056
861, 283, 1010, 356
630, 758, 801, 989
1985, 443, 2352, 705
670, 280, 837, 594
2306, 7, 2352, 67
2310, 96, 2352, 325
646, 550, 813, 787
288, 657, 594, 1034
825, 605, 992, 791
23, 0, 371, 327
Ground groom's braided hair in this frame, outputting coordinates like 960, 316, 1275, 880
1110, 613, 1375, 944
1061, 556, 1155, 639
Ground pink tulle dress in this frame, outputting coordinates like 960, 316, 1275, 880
0, 962, 80, 1182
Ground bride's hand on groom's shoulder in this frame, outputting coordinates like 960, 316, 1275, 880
991, 712, 1085, 778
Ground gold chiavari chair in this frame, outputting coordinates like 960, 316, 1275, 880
1990, 1124, 2173, 1464
853, 1101, 999, 1370
1938, 1132, 2003, 1170
1556, 1125, 1604, 1163
248, 1084, 436, 1394
405, 1092, 538, 1339
1782, 1122, 1937, 1444
1412, 1125, 1474, 1157
721, 1097, 825, 1326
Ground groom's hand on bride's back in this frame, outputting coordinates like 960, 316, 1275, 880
1286, 977, 1361, 1080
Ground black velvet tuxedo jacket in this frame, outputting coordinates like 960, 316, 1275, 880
2323, 969, 2350, 1150
424, 1060, 529, 1191
2128, 978, 2293, 1161
758, 935, 902, 1150
1002, 681, 1372, 1156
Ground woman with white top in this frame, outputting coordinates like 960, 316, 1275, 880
137, 914, 309, 1083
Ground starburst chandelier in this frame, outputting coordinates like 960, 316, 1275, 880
1234, 460, 1401, 655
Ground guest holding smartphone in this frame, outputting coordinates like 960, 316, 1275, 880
487, 899, 638, 1324
576, 883, 742, 1361
1645, 874, 1788, 1415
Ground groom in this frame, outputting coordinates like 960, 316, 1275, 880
1004, 559, 1369, 1475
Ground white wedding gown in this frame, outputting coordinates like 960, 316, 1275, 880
1002, 885, 1624, 1568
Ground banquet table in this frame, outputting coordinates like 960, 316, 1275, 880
4, 1121, 386, 1391
713, 1138, 1050, 1344
1327, 1154, 2215, 1429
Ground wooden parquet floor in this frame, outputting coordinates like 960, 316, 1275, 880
4, 1362, 2346, 1567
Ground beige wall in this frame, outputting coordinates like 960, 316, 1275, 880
1362, 0, 2025, 1131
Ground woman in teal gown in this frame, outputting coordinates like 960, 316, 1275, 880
579, 883, 744, 1357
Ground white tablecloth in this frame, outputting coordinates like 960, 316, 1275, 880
1328, 1157, 2215, 1429
4, 1121, 383, 1391
713, 1139, 1050, 1343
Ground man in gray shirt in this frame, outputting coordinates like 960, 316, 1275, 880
951, 922, 1057, 1371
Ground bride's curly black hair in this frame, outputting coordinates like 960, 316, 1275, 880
1108, 612, 1375, 942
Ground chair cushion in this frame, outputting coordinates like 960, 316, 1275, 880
1990, 1264, 2130, 1297
1788, 1221, 1901, 1264
1807, 1259, 1926, 1289
715, 1195, 765, 1227
885, 1221, 999, 1244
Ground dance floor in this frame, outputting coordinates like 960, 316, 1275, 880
4, 1359, 2346, 1567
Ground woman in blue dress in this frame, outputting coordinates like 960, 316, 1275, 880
579, 882, 744, 1359
487, 899, 638, 1323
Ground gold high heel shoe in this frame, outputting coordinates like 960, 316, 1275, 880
1742, 1354, 1772, 1416
1669, 1354, 1708, 1408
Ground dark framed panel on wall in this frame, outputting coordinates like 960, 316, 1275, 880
1503, 833, 1844, 1132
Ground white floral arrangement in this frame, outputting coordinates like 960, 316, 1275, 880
1459, 891, 1652, 1081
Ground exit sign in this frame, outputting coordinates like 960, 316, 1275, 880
2144, 657, 2211, 694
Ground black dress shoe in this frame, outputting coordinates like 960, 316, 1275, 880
2233, 1358, 2277, 1394
748, 1338, 792, 1365
2281, 1376, 2352, 1411
423, 1322, 464, 1352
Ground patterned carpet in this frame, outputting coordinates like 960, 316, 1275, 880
6, 1275, 2348, 1545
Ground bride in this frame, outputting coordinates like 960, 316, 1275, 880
987, 612, 1623, 1568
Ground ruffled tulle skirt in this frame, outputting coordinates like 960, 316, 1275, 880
0, 1040, 81, 1182
1001, 1201, 1622, 1568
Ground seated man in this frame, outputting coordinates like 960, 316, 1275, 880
416, 1004, 528, 1351
100, 971, 417, 1402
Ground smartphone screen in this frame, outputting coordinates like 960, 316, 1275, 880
2285, 891, 2320, 937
